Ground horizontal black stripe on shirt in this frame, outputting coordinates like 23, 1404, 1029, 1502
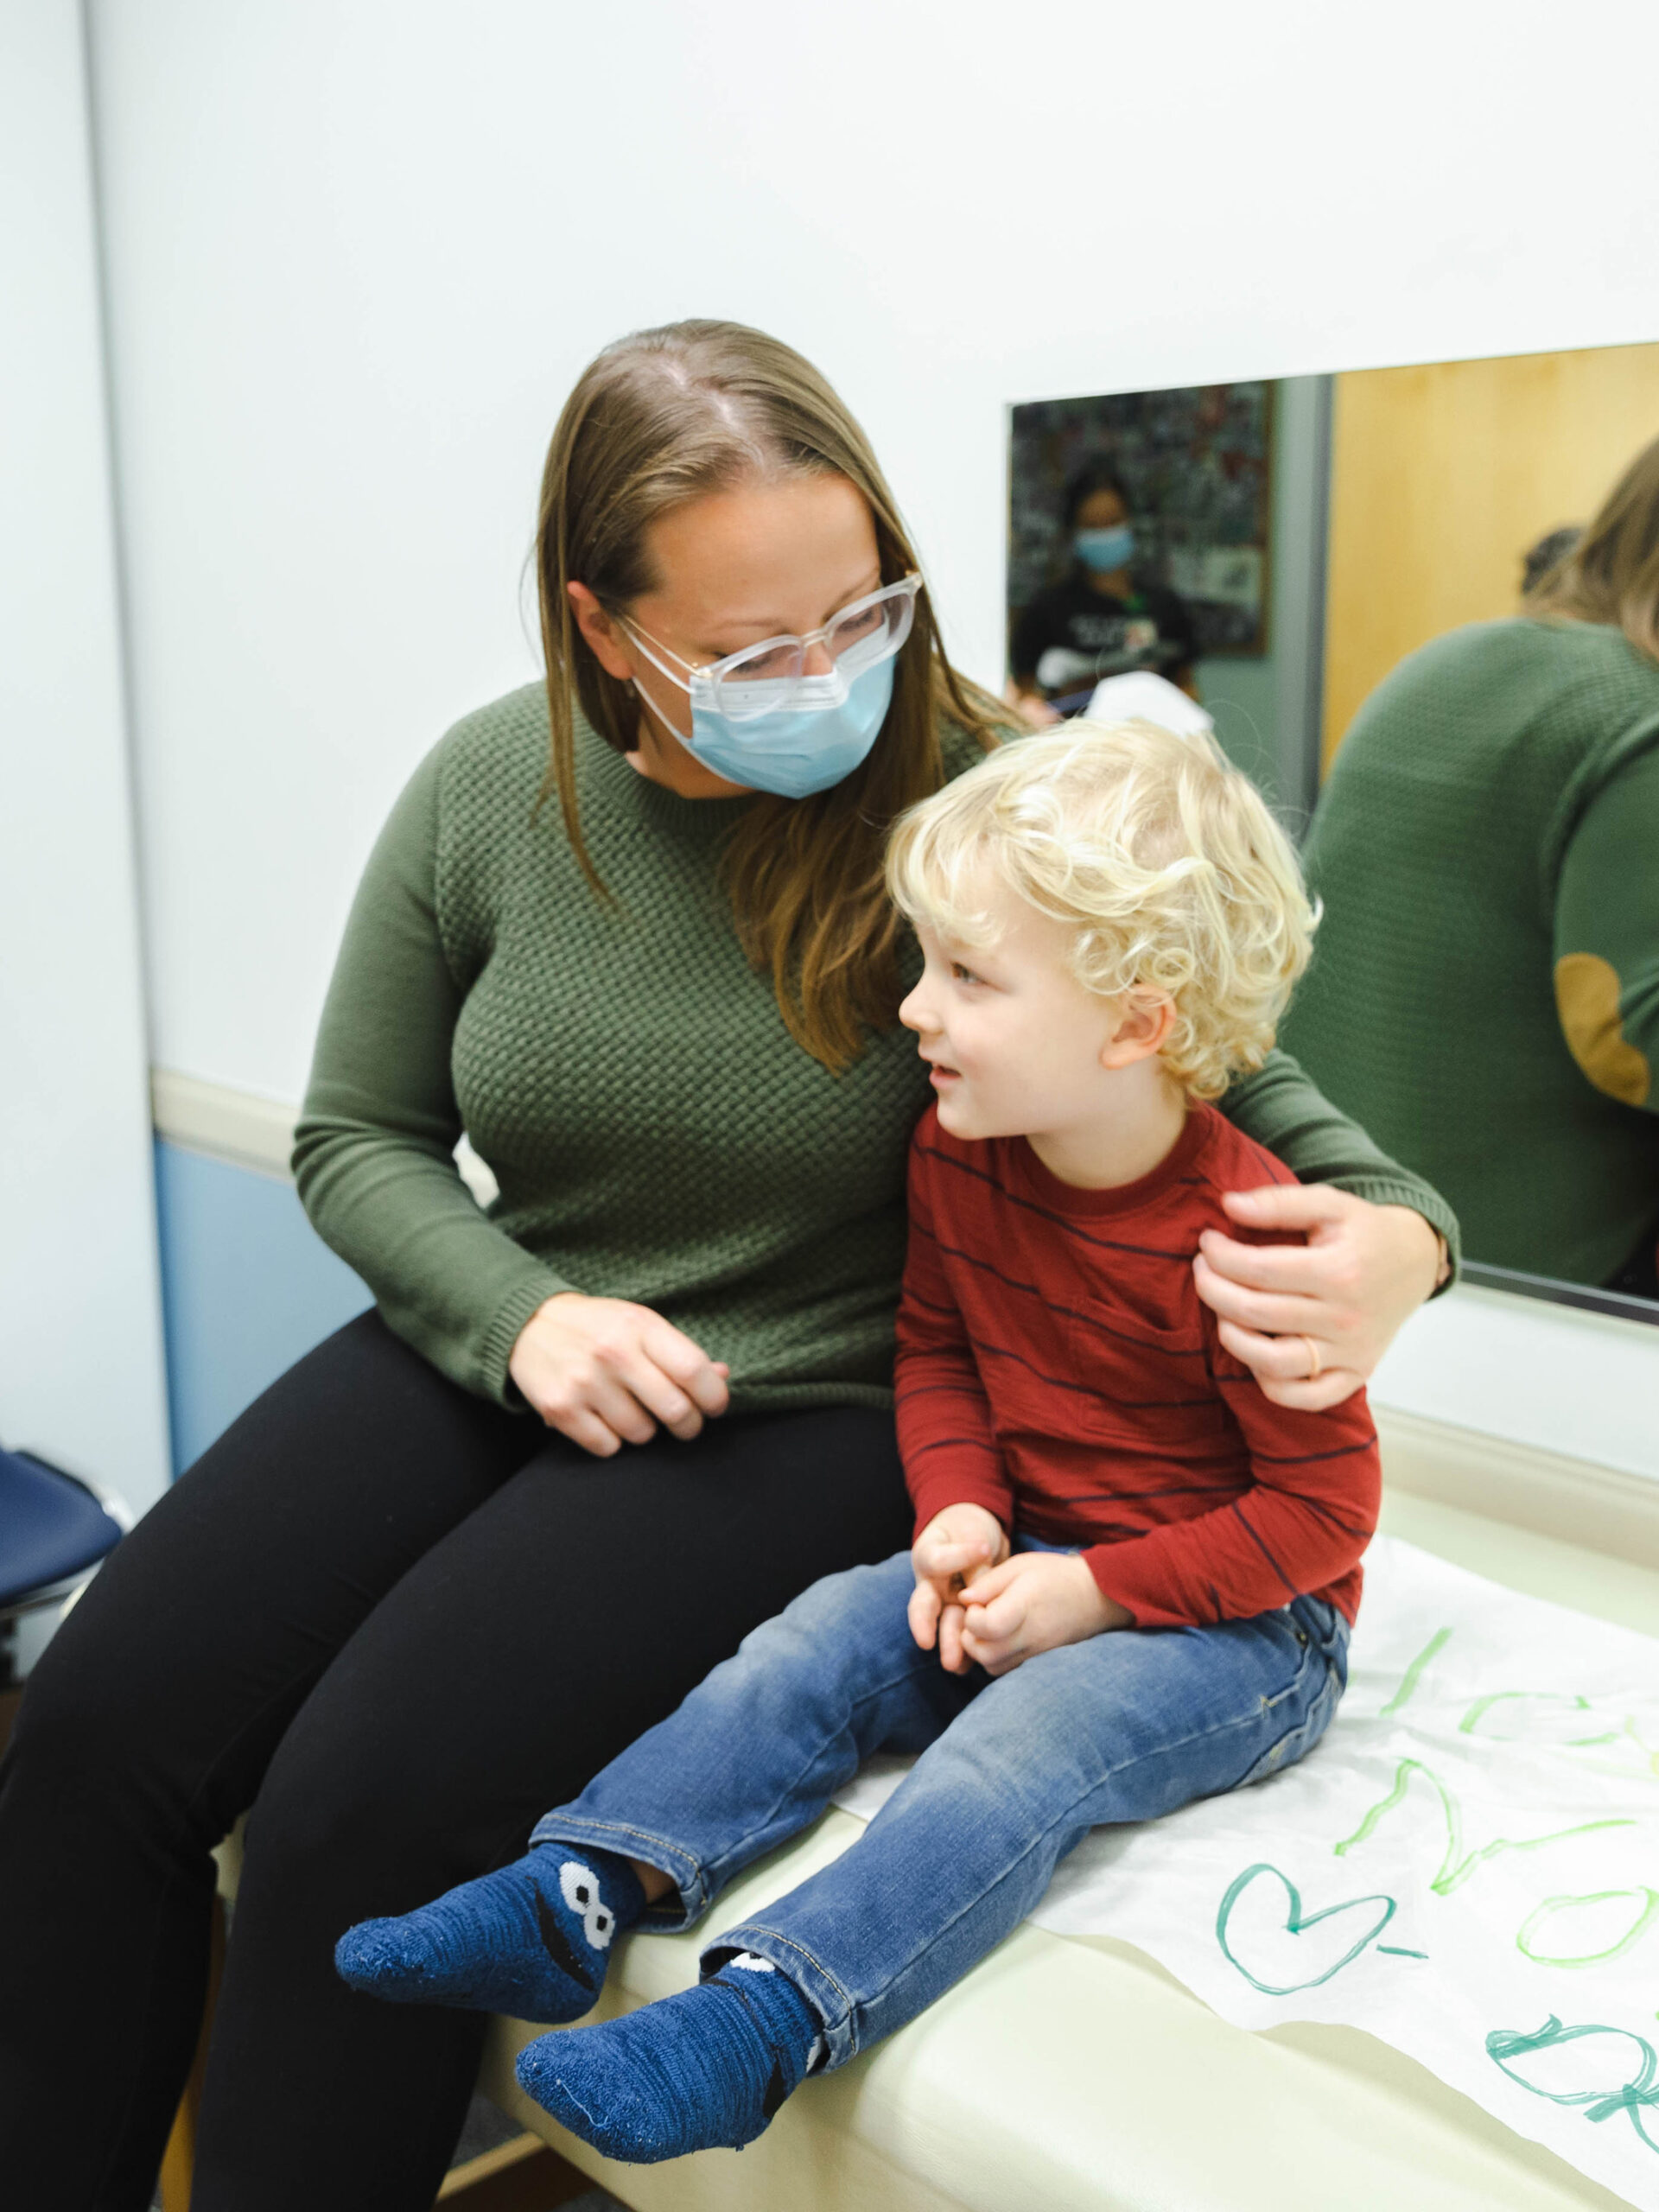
906, 1433, 1003, 1460
972, 1331, 1201, 1408
894, 1380, 986, 1408
1020, 1516, 1152, 1547
915, 1139, 1201, 1263
1245, 1437, 1377, 1469
1053, 1478, 1247, 1507
911, 1217, 1209, 1360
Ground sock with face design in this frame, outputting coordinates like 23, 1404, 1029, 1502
334, 1845, 647, 2024
514, 1951, 822, 2162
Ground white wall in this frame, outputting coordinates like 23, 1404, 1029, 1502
0, 0, 170, 1510
1373, 1288, 1659, 1485
86, 0, 1659, 1107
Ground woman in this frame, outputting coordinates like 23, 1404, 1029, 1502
0, 321, 1454, 2212
1281, 433, 1659, 1294
1009, 461, 1202, 715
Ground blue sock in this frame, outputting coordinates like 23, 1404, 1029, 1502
334, 1845, 646, 2024
515, 1952, 821, 2162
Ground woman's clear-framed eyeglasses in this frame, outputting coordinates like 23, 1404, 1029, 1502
625, 573, 923, 721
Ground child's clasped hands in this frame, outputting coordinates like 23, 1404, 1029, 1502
908, 1503, 1130, 1675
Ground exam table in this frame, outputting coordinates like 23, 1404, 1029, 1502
474, 1409, 1655, 2212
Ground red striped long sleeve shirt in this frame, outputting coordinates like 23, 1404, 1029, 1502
894, 1102, 1379, 1629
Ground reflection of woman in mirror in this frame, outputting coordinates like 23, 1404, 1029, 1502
1007, 463, 1201, 725
0, 320, 1458, 2208
1283, 433, 1659, 1295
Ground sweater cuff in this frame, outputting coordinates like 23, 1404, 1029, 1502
478, 1267, 578, 1408
1325, 1174, 1462, 1296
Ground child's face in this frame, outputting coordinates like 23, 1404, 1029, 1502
899, 880, 1149, 1145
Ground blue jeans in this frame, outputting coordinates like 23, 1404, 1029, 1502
531, 1549, 1348, 2069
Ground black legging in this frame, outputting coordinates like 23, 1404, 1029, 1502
0, 1312, 911, 2211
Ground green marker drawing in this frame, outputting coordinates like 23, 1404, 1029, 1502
1334, 1757, 1633, 1896
1487, 2016, 1659, 2155
1376, 1944, 1428, 1958
1459, 1691, 1618, 1747
1379, 1626, 1452, 1717
1216, 1862, 1396, 1994
1517, 1888, 1659, 1968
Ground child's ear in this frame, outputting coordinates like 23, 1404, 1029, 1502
1098, 991, 1177, 1069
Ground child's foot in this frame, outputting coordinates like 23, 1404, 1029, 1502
515, 1954, 820, 2161
334, 1847, 645, 2023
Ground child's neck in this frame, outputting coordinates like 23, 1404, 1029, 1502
1025, 1061, 1189, 1192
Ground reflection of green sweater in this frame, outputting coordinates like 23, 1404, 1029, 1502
1282, 620, 1659, 1287
295, 686, 1458, 1408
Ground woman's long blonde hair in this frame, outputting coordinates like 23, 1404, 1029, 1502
1528, 430, 1659, 664
535, 320, 1005, 1071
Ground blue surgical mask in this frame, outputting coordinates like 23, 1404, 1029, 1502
627, 639, 894, 800
1074, 524, 1135, 575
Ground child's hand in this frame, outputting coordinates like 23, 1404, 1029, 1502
909, 1504, 1008, 1675
960, 1552, 1133, 1676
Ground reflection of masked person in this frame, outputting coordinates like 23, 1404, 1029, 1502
1009, 462, 1200, 715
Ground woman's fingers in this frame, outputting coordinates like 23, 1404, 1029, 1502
541, 1399, 626, 1458
640, 1319, 731, 1416
1192, 1246, 1331, 1330
1218, 1182, 1353, 1233
610, 1343, 703, 1439
1212, 1319, 1363, 1408
1197, 1226, 1340, 1295
1256, 1370, 1365, 1411
582, 1368, 661, 1447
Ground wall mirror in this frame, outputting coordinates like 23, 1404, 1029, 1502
1005, 341, 1659, 1325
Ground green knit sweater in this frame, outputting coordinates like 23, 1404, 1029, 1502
1281, 619, 1659, 1287
294, 685, 1459, 1409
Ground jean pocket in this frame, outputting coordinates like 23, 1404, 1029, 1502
1237, 1643, 1343, 1789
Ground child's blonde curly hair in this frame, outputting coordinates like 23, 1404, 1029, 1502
886, 719, 1316, 1102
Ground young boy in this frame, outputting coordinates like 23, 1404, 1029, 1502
336, 720, 1377, 2163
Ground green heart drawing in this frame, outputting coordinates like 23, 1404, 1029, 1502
1216, 1862, 1397, 1995
1487, 2016, 1659, 2156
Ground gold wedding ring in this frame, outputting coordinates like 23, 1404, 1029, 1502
1300, 1334, 1323, 1382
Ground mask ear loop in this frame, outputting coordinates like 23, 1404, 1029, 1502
613, 614, 699, 756
632, 665, 696, 754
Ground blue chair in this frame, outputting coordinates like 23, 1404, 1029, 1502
0, 1446, 130, 1666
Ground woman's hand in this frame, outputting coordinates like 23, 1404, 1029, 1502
958, 1552, 1131, 1677
908, 1503, 1008, 1674
508, 1293, 729, 1457
1193, 1186, 1446, 1412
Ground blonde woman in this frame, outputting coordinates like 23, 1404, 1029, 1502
0, 324, 1452, 2210
1284, 431, 1659, 1293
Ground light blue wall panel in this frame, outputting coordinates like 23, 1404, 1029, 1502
153, 1141, 372, 1475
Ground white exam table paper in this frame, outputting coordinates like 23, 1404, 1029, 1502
833, 1536, 1659, 2208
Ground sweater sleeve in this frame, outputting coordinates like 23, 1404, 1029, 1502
1084, 1325, 1381, 1630
291, 746, 573, 1406
1553, 736, 1659, 1120
893, 1138, 1014, 1536
1220, 1047, 1461, 1284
